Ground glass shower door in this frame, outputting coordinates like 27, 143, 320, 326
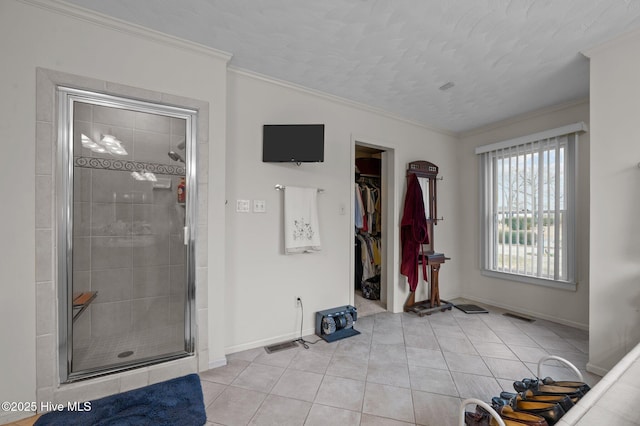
59, 88, 196, 381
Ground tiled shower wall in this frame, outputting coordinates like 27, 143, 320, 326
72, 103, 187, 347
35, 68, 210, 405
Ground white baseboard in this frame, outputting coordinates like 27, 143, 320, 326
208, 356, 227, 370
586, 362, 609, 376
225, 327, 316, 355
462, 295, 589, 330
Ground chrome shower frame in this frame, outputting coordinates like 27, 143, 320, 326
57, 87, 198, 383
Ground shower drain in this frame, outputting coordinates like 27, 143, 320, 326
117, 350, 134, 358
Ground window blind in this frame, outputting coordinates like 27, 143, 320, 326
477, 123, 584, 288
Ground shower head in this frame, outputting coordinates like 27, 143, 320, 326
168, 151, 185, 163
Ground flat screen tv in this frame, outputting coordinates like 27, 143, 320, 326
262, 124, 324, 163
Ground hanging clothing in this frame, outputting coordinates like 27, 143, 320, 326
354, 173, 382, 298
371, 238, 381, 265
355, 233, 381, 299
356, 234, 376, 282
400, 173, 429, 292
284, 186, 322, 254
374, 188, 381, 233
366, 186, 376, 234
355, 179, 381, 234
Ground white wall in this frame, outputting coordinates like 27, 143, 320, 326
224, 70, 461, 352
14, 0, 638, 417
0, 0, 463, 414
584, 31, 640, 373
0, 0, 228, 420
457, 100, 591, 329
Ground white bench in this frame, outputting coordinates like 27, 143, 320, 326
556, 342, 640, 425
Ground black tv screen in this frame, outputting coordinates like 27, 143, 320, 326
262, 124, 324, 163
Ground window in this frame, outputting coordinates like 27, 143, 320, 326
476, 123, 586, 289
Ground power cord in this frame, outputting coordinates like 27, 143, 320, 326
293, 297, 321, 349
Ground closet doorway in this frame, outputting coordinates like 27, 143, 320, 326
353, 143, 393, 316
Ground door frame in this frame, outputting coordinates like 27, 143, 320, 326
56, 87, 198, 382
350, 135, 398, 313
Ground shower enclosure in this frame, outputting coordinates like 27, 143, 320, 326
57, 88, 197, 382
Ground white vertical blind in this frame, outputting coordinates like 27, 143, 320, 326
478, 126, 581, 287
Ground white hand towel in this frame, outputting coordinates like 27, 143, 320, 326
284, 186, 321, 254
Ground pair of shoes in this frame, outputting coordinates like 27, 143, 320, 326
513, 379, 584, 402
465, 405, 548, 426
500, 390, 574, 413
540, 376, 590, 394
493, 396, 565, 425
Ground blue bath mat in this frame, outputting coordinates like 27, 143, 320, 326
35, 373, 206, 426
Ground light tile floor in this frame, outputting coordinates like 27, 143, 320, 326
199, 301, 600, 426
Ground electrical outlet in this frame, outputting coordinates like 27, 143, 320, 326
294, 296, 301, 308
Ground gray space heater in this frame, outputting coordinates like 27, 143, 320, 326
315, 305, 360, 343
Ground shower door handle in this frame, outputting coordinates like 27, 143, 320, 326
183, 226, 189, 245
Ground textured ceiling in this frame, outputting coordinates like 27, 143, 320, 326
64, 0, 640, 133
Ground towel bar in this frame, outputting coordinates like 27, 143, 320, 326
275, 184, 324, 192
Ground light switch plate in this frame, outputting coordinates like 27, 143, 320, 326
236, 199, 250, 213
253, 200, 266, 213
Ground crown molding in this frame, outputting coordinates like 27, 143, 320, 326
228, 66, 456, 138
459, 97, 589, 139
582, 25, 640, 58
18, 0, 233, 63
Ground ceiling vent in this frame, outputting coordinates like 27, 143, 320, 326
439, 82, 455, 91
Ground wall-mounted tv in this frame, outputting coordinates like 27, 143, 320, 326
262, 124, 324, 163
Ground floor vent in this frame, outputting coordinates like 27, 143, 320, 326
264, 341, 298, 354
503, 312, 535, 322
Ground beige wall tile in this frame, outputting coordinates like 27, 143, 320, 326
35, 176, 52, 229
91, 301, 132, 337
35, 121, 53, 175
134, 111, 171, 134
133, 130, 170, 164
104, 82, 162, 103
132, 266, 170, 298
36, 334, 54, 389
35, 230, 52, 282
91, 236, 133, 270
132, 233, 169, 267
54, 376, 120, 405
91, 267, 132, 303
131, 296, 171, 331
91, 169, 133, 204
93, 104, 135, 129
147, 357, 197, 384
36, 282, 55, 336
118, 369, 150, 393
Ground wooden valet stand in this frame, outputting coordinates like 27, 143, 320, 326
403, 161, 453, 317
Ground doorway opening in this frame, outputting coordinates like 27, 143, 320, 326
353, 141, 395, 316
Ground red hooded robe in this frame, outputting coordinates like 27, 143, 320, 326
400, 173, 429, 292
